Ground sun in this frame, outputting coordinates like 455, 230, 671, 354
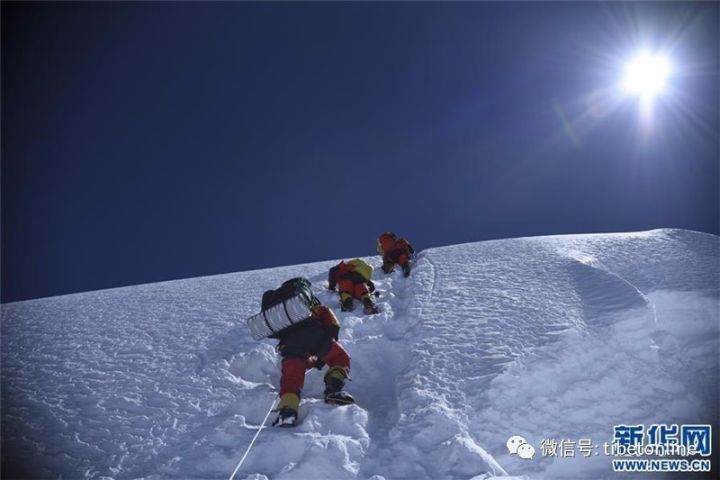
623, 53, 671, 97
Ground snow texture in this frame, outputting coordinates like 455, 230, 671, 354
2, 229, 718, 479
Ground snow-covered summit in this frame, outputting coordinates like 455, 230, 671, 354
2, 229, 718, 479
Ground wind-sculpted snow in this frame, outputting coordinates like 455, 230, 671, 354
1, 229, 717, 479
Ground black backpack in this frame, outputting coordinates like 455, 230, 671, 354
259, 278, 319, 339
261, 277, 319, 312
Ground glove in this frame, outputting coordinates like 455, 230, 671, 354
328, 284, 336, 291
305, 356, 316, 369
305, 356, 325, 370
367, 281, 376, 293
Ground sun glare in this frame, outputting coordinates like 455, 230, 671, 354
623, 53, 671, 97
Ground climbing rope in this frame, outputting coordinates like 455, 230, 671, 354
228, 398, 276, 480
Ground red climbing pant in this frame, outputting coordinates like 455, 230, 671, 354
279, 341, 350, 396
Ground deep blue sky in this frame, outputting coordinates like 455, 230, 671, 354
2, 2, 718, 303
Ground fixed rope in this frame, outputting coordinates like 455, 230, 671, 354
227, 398, 277, 480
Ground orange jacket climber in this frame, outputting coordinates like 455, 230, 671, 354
328, 259, 379, 314
274, 302, 353, 426
377, 232, 415, 277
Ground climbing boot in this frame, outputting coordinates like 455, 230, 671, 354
324, 367, 354, 405
361, 295, 379, 315
340, 294, 354, 312
272, 393, 299, 427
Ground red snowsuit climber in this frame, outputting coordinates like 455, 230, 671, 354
377, 232, 415, 277
328, 259, 378, 313
275, 304, 351, 424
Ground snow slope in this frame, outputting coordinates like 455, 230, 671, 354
2, 229, 718, 479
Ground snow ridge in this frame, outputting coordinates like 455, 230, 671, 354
2, 229, 717, 480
